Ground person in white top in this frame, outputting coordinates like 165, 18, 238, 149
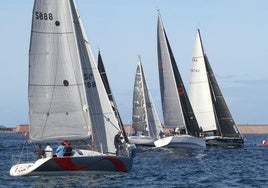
44, 143, 53, 158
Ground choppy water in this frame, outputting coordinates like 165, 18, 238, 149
0, 134, 267, 187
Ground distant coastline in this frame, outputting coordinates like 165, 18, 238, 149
1, 124, 268, 135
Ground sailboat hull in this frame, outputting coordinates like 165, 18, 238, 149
10, 150, 133, 176
205, 136, 244, 148
128, 136, 155, 146
154, 135, 206, 149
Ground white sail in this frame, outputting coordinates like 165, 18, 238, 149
144, 75, 163, 139
29, 0, 90, 141
73, 2, 120, 154
189, 30, 217, 132
132, 57, 162, 139
29, 0, 120, 154
157, 14, 185, 129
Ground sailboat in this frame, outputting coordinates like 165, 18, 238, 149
128, 56, 163, 146
189, 29, 244, 148
10, 0, 133, 176
154, 12, 206, 149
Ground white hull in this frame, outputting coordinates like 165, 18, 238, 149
154, 135, 206, 149
10, 150, 133, 176
128, 136, 155, 146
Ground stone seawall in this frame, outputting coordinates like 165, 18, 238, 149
237, 125, 268, 134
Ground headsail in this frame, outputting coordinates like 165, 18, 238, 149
189, 29, 217, 132
157, 12, 200, 137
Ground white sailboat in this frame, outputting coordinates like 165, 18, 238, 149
10, 0, 133, 176
154, 12, 206, 149
128, 56, 163, 146
189, 29, 244, 148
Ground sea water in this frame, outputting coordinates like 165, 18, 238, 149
0, 134, 267, 187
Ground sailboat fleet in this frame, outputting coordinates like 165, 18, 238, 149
9, 0, 244, 177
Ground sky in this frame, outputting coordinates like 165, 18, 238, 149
0, 0, 268, 127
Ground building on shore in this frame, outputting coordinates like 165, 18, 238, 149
13, 124, 29, 135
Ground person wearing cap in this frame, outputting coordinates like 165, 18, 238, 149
63, 140, 73, 156
56, 142, 66, 157
114, 131, 123, 156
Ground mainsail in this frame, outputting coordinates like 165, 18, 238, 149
132, 57, 162, 139
29, 0, 121, 154
29, 0, 90, 141
157, 13, 200, 137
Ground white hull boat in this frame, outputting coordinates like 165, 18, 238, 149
128, 136, 155, 146
130, 57, 163, 147
10, 150, 132, 176
154, 135, 206, 149
10, 0, 133, 176
156, 12, 206, 149
188, 29, 244, 148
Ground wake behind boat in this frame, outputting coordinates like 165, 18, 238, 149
188, 29, 244, 148
128, 56, 163, 146
10, 0, 133, 176
154, 12, 206, 149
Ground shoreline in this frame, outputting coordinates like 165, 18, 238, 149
1, 124, 268, 135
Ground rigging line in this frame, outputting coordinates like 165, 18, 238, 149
103, 114, 121, 131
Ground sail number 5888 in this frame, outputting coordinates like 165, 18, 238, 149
35, 12, 53, 20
